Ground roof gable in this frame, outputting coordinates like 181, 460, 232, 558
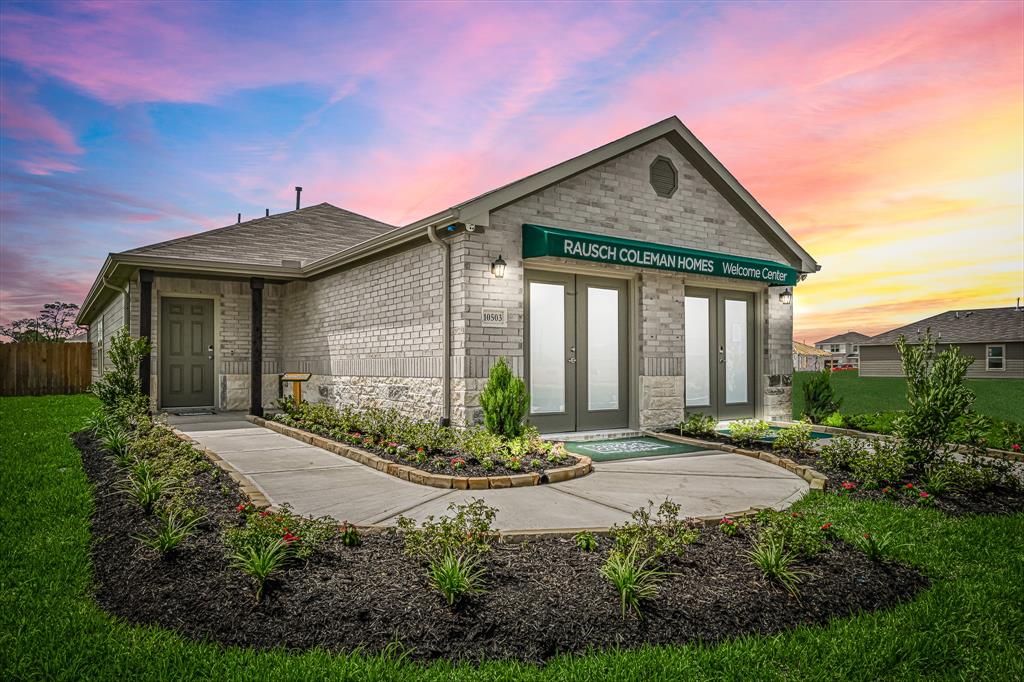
126, 203, 396, 268
816, 331, 872, 345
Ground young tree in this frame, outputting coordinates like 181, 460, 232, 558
479, 356, 530, 438
0, 301, 83, 342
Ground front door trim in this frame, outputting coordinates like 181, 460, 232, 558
158, 295, 216, 409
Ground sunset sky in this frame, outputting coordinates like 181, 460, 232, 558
1, 0, 1021, 342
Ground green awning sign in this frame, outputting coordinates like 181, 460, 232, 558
522, 224, 799, 286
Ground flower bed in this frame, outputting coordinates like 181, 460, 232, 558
269, 400, 586, 481
75, 428, 927, 663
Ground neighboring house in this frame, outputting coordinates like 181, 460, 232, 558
76, 116, 819, 432
814, 331, 870, 368
860, 307, 1024, 379
67, 331, 88, 343
793, 341, 830, 372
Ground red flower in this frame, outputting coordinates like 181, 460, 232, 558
1012, 444, 1021, 452
904, 483, 914, 489
282, 532, 298, 543
720, 517, 735, 525
841, 481, 856, 490
919, 491, 930, 498
881, 487, 891, 494
235, 503, 246, 512
820, 522, 832, 531
259, 511, 269, 518
863, 533, 871, 539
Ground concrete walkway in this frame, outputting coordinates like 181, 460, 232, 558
169, 413, 809, 531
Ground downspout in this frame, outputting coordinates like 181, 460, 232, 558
427, 221, 454, 426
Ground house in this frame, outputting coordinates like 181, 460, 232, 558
76, 116, 819, 433
793, 341, 830, 372
860, 306, 1024, 379
814, 331, 870, 368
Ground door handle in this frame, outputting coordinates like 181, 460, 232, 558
208, 344, 214, 360
568, 346, 577, 364
719, 345, 725, 363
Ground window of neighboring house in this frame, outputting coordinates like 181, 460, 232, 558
986, 345, 1005, 371
852, 345, 859, 354
829, 344, 841, 353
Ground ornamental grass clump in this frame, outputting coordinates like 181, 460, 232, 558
479, 356, 529, 438
854, 532, 895, 562
230, 537, 290, 602
137, 509, 205, 555
427, 550, 486, 606
119, 461, 177, 514
599, 542, 671, 619
747, 535, 807, 597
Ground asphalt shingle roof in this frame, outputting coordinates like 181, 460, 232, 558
815, 331, 872, 345
125, 203, 396, 267
864, 307, 1024, 345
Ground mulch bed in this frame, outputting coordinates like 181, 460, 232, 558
272, 418, 581, 479
661, 429, 1024, 516
77, 431, 929, 664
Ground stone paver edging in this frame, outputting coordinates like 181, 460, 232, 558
249, 415, 593, 489
648, 431, 829, 492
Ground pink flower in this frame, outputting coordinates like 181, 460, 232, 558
1012, 444, 1021, 452
919, 491, 930, 498
841, 481, 856, 490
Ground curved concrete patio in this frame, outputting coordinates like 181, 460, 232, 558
170, 413, 809, 532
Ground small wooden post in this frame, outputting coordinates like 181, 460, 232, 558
292, 380, 302, 405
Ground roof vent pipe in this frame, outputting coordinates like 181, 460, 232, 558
266, 209, 270, 217
295, 186, 302, 210
237, 213, 241, 224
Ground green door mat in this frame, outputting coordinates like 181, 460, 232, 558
563, 436, 707, 462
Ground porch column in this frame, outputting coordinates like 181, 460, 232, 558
138, 269, 154, 405
250, 277, 264, 417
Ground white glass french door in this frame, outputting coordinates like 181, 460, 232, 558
684, 288, 755, 419
526, 271, 629, 433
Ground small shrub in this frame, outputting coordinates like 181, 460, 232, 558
747, 535, 807, 597
396, 499, 497, 559
427, 550, 486, 606
599, 543, 670, 619
822, 411, 845, 428
574, 531, 598, 552
612, 499, 699, 561
773, 422, 814, 456
226, 504, 337, 560
137, 510, 204, 555
728, 419, 771, 446
802, 369, 841, 423
756, 510, 826, 560
928, 456, 1019, 494
719, 516, 742, 537
479, 356, 529, 438
853, 532, 894, 562
459, 427, 505, 463
231, 537, 290, 601
678, 413, 717, 438
339, 522, 361, 547
819, 436, 908, 485
844, 411, 900, 434
894, 330, 975, 467
90, 327, 151, 419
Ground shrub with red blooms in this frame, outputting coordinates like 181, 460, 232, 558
916, 490, 935, 506
225, 502, 337, 560
838, 481, 857, 495
719, 516, 741, 537
820, 522, 834, 534
1011, 443, 1021, 452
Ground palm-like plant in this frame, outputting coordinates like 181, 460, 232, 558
231, 537, 291, 601
137, 510, 205, 555
118, 461, 175, 513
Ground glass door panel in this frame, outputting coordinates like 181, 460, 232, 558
684, 295, 711, 407
724, 299, 748, 404
586, 286, 619, 411
528, 281, 566, 414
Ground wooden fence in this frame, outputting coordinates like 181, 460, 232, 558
0, 342, 93, 396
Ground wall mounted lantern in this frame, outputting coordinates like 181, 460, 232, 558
490, 254, 507, 279
779, 289, 793, 305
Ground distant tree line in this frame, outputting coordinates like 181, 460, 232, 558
0, 301, 84, 342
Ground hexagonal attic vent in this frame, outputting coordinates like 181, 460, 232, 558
649, 156, 678, 198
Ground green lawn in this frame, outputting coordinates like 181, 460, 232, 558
3, 395, 1024, 680
792, 371, 1024, 424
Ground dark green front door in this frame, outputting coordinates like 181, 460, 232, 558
160, 298, 214, 408
525, 271, 629, 433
